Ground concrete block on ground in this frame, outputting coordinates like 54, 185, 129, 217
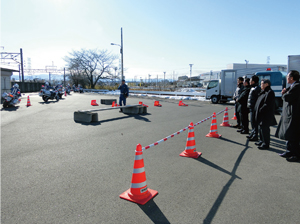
122, 106, 139, 114
91, 112, 98, 122
138, 106, 147, 114
74, 111, 92, 123
101, 99, 117, 105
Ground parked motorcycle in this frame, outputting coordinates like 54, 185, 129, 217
2, 92, 21, 108
78, 85, 83, 93
39, 86, 59, 102
65, 86, 71, 95
56, 85, 64, 99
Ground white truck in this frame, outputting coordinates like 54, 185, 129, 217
288, 55, 300, 72
206, 66, 282, 104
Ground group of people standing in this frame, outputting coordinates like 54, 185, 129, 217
232, 70, 300, 162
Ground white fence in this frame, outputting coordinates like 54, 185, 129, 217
83, 89, 206, 97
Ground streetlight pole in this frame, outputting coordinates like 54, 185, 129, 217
111, 27, 124, 84
121, 27, 124, 82
245, 60, 249, 68
189, 64, 193, 85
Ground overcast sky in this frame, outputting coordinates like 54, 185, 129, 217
1, 0, 299, 80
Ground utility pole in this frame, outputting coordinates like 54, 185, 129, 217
20, 48, 24, 82
189, 64, 193, 85
121, 27, 124, 82
63, 67, 66, 86
163, 72, 166, 90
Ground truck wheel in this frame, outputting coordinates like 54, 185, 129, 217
211, 96, 219, 104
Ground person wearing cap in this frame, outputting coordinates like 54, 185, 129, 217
236, 78, 251, 134
275, 70, 300, 162
253, 79, 277, 149
118, 79, 129, 111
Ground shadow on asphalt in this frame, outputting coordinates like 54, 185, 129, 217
194, 157, 241, 179
138, 199, 171, 224
218, 136, 250, 147
202, 140, 250, 224
1, 106, 20, 111
38, 101, 59, 104
75, 113, 151, 126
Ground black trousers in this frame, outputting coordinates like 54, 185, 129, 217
235, 104, 241, 126
287, 140, 300, 157
240, 109, 249, 132
259, 124, 270, 147
250, 110, 258, 137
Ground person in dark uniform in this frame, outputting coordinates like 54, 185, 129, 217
254, 79, 277, 149
246, 75, 261, 141
236, 78, 251, 134
118, 79, 129, 112
275, 70, 300, 162
232, 77, 244, 128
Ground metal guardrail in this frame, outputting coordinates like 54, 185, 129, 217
83, 89, 206, 97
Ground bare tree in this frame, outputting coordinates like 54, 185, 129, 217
64, 49, 118, 88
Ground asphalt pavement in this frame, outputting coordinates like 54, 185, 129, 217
1, 92, 300, 224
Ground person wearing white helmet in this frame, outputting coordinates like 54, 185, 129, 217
10, 83, 21, 97
45, 82, 53, 90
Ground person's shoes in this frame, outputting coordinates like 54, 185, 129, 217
231, 124, 241, 129
248, 137, 259, 141
258, 145, 269, 150
241, 130, 249, 134
255, 141, 263, 146
279, 151, 293, 158
237, 129, 243, 132
286, 156, 300, 162
119, 109, 123, 113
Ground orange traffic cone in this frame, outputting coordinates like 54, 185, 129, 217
139, 101, 148, 107
178, 100, 188, 106
154, 101, 162, 107
91, 100, 98, 106
206, 112, 221, 138
64, 91, 67, 97
120, 144, 158, 205
220, 107, 231, 127
180, 122, 202, 158
231, 112, 237, 120
112, 101, 115, 107
26, 96, 31, 107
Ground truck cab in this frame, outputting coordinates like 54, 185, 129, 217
206, 79, 221, 103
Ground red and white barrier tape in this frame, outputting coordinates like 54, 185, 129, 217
141, 106, 234, 152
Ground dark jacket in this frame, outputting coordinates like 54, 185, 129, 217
237, 85, 251, 112
118, 84, 129, 97
254, 86, 277, 126
247, 83, 261, 110
275, 81, 300, 140
233, 83, 244, 112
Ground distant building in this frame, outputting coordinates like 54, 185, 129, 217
227, 63, 287, 71
1, 67, 19, 96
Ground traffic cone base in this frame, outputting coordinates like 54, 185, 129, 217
178, 100, 188, 106
91, 100, 98, 106
179, 150, 202, 158
119, 188, 158, 205
206, 132, 221, 138
220, 123, 231, 127
154, 101, 162, 107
